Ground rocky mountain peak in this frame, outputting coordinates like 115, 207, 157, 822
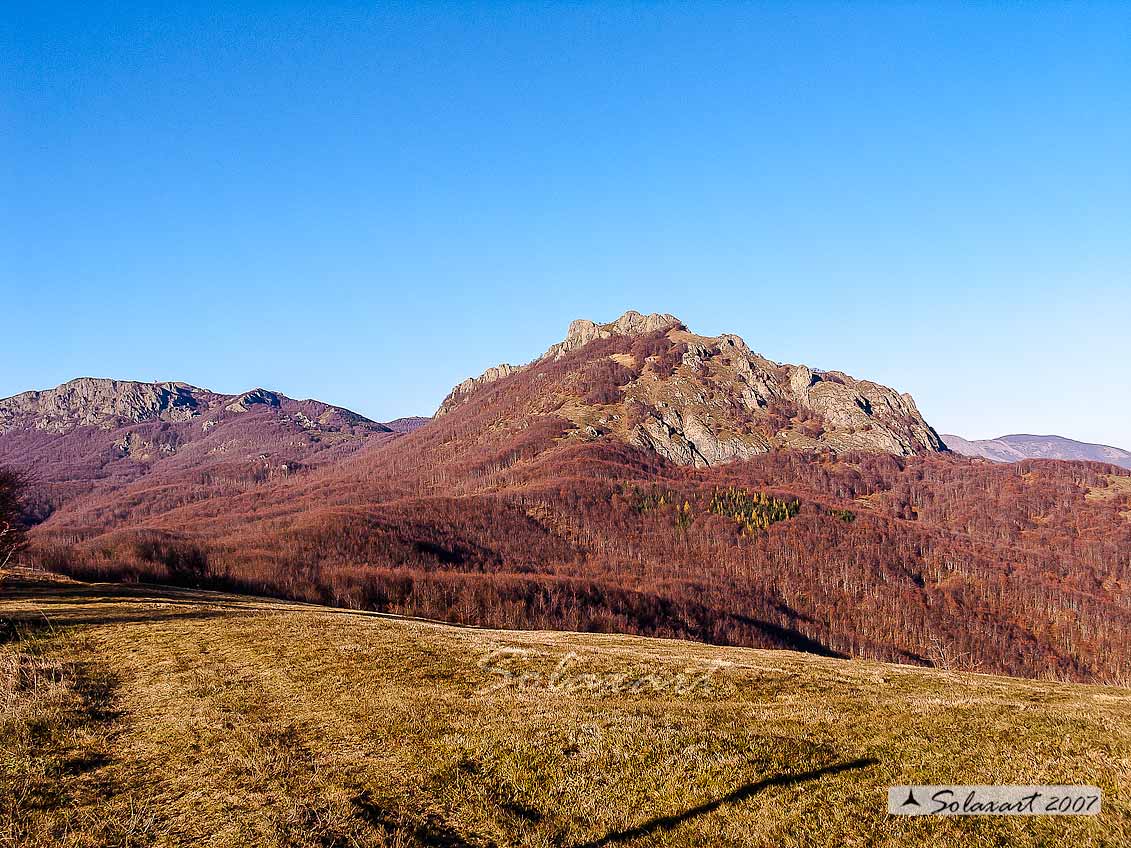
0, 378, 388, 436
0, 378, 209, 434
435, 310, 947, 465
544, 311, 683, 362
225, 388, 282, 414
435, 364, 522, 417
435, 312, 684, 417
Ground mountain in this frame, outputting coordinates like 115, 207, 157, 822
0, 377, 401, 524
6, 315, 1131, 684
943, 433, 1131, 469
381, 416, 431, 434
438, 310, 946, 466
0, 377, 387, 435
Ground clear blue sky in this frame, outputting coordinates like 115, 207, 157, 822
3, 2, 1129, 445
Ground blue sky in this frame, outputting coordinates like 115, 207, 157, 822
3, 2, 1129, 445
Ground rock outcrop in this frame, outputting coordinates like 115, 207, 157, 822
436, 312, 685, 418
225, 388, 282, 414
0, 377, 392, 436
0, 378, 208, 434
539, 311, 682, 361
436, 364, 521, 417
436, 310, 947, 466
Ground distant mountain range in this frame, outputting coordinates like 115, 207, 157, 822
942, 433, 1131, 469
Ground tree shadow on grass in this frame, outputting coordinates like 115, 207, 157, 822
0, 608, 237, 643
1, 574, 266, 610
346, 758, 879, 848
1, 572, 262, 636
351, 790, 484, 848
572, 757, 880, 848
731, 612, 848, 659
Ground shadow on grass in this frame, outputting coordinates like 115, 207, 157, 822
729, 611, 848, 659
346, 758, 879, 848
351, 790, 483, 848
1, 572, 262, 635
5, 640, 125, 815
573, 757, 880, 848
1, 608, 238, 639
1, 573, 263, 610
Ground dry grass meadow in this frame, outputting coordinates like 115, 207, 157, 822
1, 567, 1129, 847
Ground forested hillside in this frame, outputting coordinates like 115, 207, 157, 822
7, 317, 1131, 683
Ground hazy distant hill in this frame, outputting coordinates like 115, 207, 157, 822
942, 433, 1131, 469
382, 416, 430, 434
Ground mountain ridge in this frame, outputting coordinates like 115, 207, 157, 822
0, 376, 390, 435
437, 309, 946, 466
0, 376, 405, 525
943, 432, 1131, 469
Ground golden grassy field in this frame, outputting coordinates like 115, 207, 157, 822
2, 568, 1128, 847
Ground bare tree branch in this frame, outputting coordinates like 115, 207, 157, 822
0, 467, 28, 569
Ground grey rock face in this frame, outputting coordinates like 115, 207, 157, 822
539, 310, 682, 362
792, 371, 945, 456
0, 377, 386, 436
0, 378, 206, 434
431, 308, 950, 465
225, 389, 282, 414
789, 365, 816, 400
435, 363, 521, 417
631, 409, 769, 468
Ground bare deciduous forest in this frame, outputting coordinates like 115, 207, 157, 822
7, 336, 1127, 684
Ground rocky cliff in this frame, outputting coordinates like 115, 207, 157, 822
0, 377, 389, 436
438, 310, 946, 466
0, 378, 208, 434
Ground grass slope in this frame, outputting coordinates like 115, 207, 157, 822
2, 569, 1129, 848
